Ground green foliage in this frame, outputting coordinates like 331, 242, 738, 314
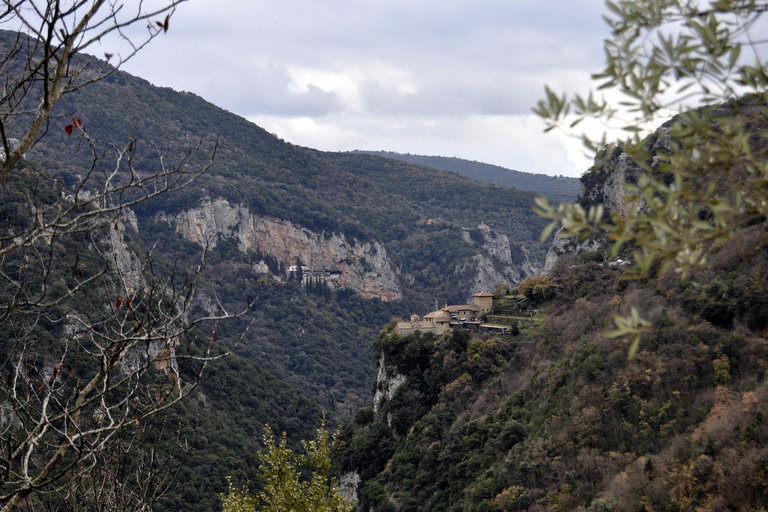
533, 1, 768, 149
221, 421, 352, 512
221, 478, 258, 512
535, 1, 768, 355
517, 275, 555, 305
256, 420, 352, 512
355, 408, 374, 425
604, 306, 650, 359
588, 494, 617, 512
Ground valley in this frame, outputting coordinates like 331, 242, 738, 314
2, 2, 768, 509
0, 28, 554, 512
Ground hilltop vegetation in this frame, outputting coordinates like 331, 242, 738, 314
354, 151, 579, 203
338, 234, 768, 511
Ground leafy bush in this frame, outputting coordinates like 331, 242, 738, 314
517, 275, 555, 305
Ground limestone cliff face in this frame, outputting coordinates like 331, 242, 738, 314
373, 354, 407, 428
544, 126, 672, 271
87, 215, 179, 380
338, 472, 361, 505
157, 198, 402, 300
544, 235, 606, 272
460, 227, 542, 295
107, 208, 143, 295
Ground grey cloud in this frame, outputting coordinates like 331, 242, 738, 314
360, 70, 550, 117
155, 0, 609, 73
250, 82, 342, 117
125, 0, 609, 95
113, 0, 615, 176
197, 63, 343, 117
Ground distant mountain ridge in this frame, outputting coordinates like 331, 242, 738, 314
353, 150, 580, 202
338, 104, 768, 512
0, 28, 552, 512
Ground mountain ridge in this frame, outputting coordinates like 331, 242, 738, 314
0, 28, 557, 512
353, 150, 580, 202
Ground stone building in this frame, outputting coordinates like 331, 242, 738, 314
473, 292, 493, 315
394, 292, 494, 335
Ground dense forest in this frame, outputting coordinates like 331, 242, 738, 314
0, 28, 554, 512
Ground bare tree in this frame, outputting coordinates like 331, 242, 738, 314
0, 0, 185, 186
0, 2, 249, 511
0, 122, 243, 511
49, 414, 189, 512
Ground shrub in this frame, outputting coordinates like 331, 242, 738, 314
517, 275, 555, 305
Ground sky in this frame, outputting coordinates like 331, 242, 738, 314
104, 0, 613, 177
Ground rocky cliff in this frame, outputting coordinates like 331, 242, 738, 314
544, 125, 673, 271
461, 226, 542, 297
156, 198, 403, 301
372, 354, 406, 426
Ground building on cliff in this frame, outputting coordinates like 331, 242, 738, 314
473, 292, 493, 315
395, 292, 506, 335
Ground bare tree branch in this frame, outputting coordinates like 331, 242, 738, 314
0, 0, 187, 186
0, 4, 248, 510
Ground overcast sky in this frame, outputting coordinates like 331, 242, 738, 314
106, 0, 612, 177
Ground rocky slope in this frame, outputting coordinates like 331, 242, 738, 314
460, 227, 541, 300
157, 198, 402, 300
544, 125, 674, 271
338, 103, 768, 512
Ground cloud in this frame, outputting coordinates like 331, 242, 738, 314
105, 0, 614, 176
208, 63, 344, 117
248, 111, 593, 177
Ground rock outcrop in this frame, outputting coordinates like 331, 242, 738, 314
157, 198, 402, 300
0, 137, 20, 162
544, 126, 673, 271
461, 227, 542, 294
338, 472, 361, 505
108, 210, 143, 295
373, 354, 406, 426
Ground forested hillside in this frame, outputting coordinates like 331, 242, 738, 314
338, 99, 768, 511
0, 28, 552, 512
354, 151, 579, 203
0, 0, 768, 512
339, 238, 768, 511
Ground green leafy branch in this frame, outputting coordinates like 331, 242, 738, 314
535, 1, 768, 358
604, 306, 651, 360
221, 418, 353, 512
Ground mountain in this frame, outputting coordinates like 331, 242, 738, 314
338, 104, 768, 511
29, 49, 551, 410
354, 151, 580, 202
0, 29, 554, 512
4, 27, 768, 512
